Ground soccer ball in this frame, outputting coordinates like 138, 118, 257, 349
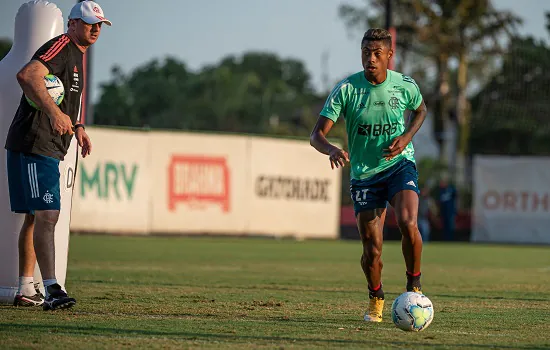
26, 74, 65, 109
391, 292, 434, 332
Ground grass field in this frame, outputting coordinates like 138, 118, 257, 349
1, 235, 549, 349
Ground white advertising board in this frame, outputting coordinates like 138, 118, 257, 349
473, 156, 550, 244
71, 129, 343, 240
247, 137, 341, 239
71, 128, 150, 234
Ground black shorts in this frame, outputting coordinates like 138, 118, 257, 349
350, 158, 419, 215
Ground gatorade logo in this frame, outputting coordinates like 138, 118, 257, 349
255, 176, 330, 202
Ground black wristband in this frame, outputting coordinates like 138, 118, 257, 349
75, 123, 85, 131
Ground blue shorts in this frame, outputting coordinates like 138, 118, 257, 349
6, 150, 61, 213
350, 158, 420, 215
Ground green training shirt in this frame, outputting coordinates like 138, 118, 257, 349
320, 70, 423, 180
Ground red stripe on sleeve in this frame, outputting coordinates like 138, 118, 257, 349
40, 36, 70, 62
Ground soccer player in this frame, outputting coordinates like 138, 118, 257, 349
310, 28, 428, 322
4, 1, 111, 310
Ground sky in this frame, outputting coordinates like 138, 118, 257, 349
1, 0, 549, 104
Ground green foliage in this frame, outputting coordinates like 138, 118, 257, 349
470, 37, 550, 155
0, 38, 12, 60
94, 53, 319, 136
338, 0, 520, 163
415, 157, 448, 189
457, 185, 473, 210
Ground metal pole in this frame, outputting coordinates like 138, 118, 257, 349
78, 0, 93, 124
385, 0, 392, 30
386, 0, 396, 70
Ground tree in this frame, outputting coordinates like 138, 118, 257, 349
339, 0, 453, 164
450, 0, 521, 184
93, 52, 318, 135
338, 0, 520, 175
94, 57, 192, 129
470, 36, 550, 155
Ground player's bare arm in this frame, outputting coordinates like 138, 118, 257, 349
16, 60, 73, 135
384, 99, 427, 160
310, 116, 349, 169
75, 126, 92, 158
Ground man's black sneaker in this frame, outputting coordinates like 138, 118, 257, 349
13, 293, 44, 307
42, 283, 76, 311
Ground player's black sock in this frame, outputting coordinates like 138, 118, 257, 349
406, 271, 421, 291
368, 284, 384, 299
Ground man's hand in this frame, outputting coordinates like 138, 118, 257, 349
383, 134, 412, 161
49, 112, 74, 136
310, 117, 348, 169
329, 147, 349, 169
384, 100, 427, 161
75, 128, 92, 158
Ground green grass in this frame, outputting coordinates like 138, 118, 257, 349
1, 235, 549, 349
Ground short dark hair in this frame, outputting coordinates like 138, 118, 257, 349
362, 28, 392, 49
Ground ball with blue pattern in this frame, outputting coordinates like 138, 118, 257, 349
25, 74, 65, 110
391, 291, 434, 332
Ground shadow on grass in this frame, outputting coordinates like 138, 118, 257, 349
429, 294, 550, 302
78, 279, 550, 302
0, 323, 547, 349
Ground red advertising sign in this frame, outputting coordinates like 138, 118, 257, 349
168, 155, 230, 212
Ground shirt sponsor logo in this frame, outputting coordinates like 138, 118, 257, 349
70, 68, 80, 93
357, 123, 398, 137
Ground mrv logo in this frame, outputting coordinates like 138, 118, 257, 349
358, 123, 398, 137
80, 162, 139, 200
256, 176, 330, 202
